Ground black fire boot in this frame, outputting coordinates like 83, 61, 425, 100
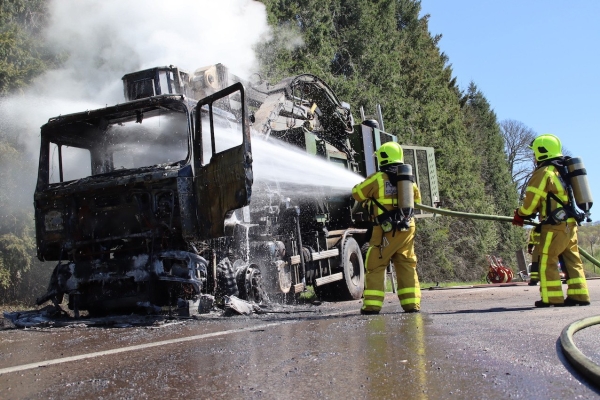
534, 300, 564, 308
360, 309, 380, 315
564, 297, 591, 307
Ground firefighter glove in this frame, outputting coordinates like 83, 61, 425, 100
512, 209, 525, 227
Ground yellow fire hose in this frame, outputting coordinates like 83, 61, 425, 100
415, 203, 600, 269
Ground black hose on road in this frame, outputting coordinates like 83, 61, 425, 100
560, 316, 600, 388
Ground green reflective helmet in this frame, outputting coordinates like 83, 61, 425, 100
529, 134, 562, 161
376, 142, 403, 166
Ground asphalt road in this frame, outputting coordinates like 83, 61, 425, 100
2, 280, 600, 399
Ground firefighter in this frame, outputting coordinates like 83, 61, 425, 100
512, 134, 590, 307
527, 226, 541, 286
352, 142, 421, 314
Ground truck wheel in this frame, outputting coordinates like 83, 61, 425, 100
236, 264, 265, 303
338, 237, 365, 300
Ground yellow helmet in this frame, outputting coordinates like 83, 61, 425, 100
376, 142, 403, 166
529, 134, 562, 161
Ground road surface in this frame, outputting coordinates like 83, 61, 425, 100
1, 280, 600, 399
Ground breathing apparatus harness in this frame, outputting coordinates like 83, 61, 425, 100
369, 164, 415, 236
539, 157, 588, 226
370, 196, 411, 234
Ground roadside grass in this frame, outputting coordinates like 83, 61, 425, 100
384, 279, 489, 293
419, 280, 487, 289
299, 285, 316, 301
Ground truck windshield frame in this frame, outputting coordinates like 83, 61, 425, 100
39, 100, 191, 187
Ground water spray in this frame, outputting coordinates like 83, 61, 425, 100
251, 135, 363, 193
415, 203, 600, 268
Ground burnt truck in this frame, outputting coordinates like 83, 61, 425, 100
34, 64, 439, 315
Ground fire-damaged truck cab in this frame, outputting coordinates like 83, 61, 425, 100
34, 64, 439, 315
35, 77, 252, 314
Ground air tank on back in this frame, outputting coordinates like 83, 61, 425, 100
396, 163, 414, 217
565, 157, 593, 212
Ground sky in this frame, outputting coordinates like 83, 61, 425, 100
419, 0, 600, 220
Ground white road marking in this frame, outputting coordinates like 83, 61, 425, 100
0, 309, 356, 375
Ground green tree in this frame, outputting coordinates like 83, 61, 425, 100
462, 83, 522, 261
0, 0, 58, 302
0, 233, 35, 297
0, 0, 57, 95
0, 139, 39, 302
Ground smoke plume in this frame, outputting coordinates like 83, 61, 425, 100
0, 0, 273, 208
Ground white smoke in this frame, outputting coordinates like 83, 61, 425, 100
0, 0, 273, 207
1, 0, 271, 153
42, 0, 271, 104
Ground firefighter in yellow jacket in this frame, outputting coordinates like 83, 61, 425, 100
352, 142, 421, 314
512, 134, 590, 307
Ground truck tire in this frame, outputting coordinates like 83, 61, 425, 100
338, 237, 365, 300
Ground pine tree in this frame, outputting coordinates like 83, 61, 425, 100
0, 0, 57, 301
462, 82, 523, 263
0, 0, 57, 95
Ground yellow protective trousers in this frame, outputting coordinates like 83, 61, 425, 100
538, 222, 589, 305
362, 224, 420, 312
529, 245, 540, 281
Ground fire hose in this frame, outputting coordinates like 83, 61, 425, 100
414, 203, 600, 269
560, 316, 600, 388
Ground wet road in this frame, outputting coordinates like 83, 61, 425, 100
2, 280, 600, 399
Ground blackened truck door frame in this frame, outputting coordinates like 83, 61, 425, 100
193, 82, 253, 239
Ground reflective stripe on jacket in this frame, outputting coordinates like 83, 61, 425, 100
351, 170, 421, 218
518, 164, 576, 223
